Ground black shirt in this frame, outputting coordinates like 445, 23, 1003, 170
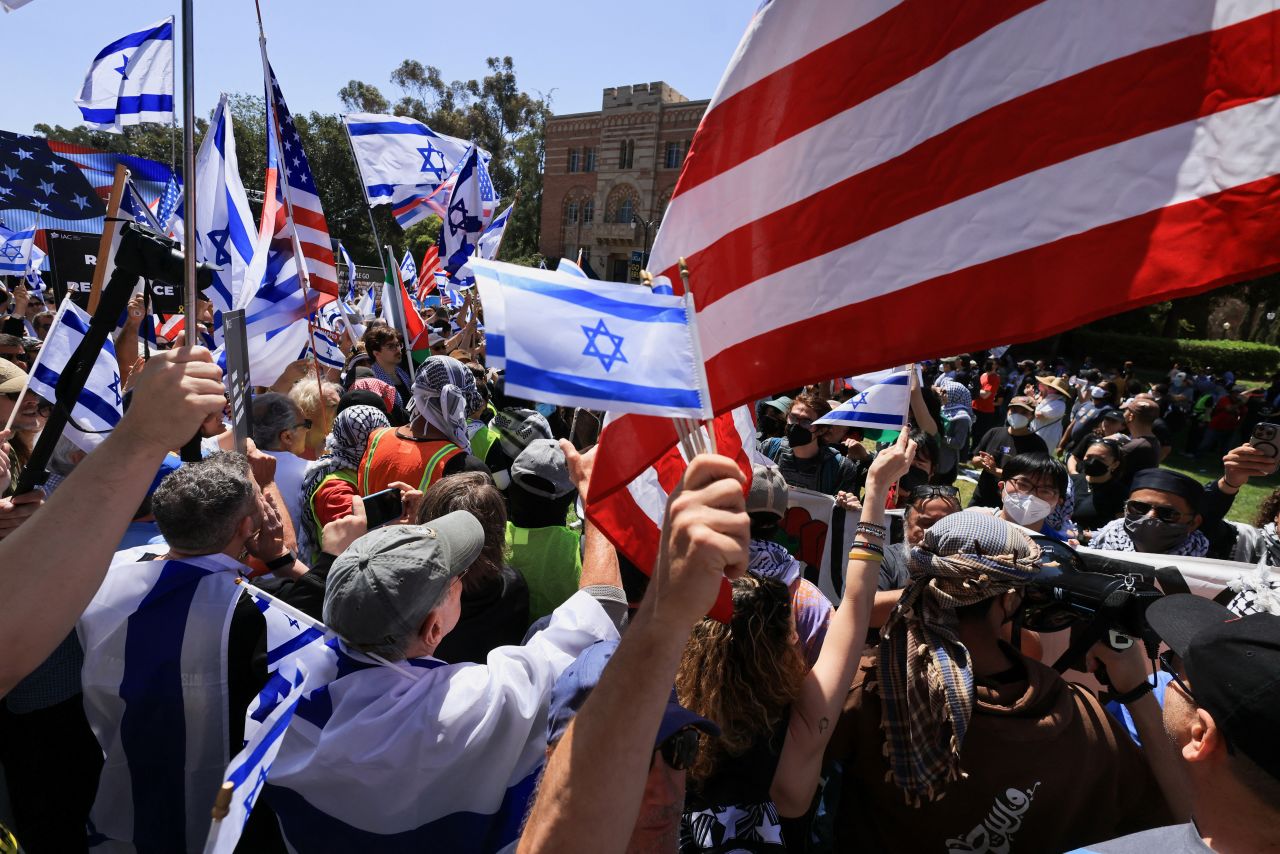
1119, 435, 1161, 479
433, 565, 531, 665
969, 427, 1048, 508
1073, 475, 1129, 530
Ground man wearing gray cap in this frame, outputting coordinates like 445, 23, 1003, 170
264, 506, 629, 850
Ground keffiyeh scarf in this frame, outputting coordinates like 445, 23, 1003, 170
370, 361, 413, 407
299, 405, 390, 556
411, 357, 483, 453
747, 539, 803, 588
877, 512, 1041, 804
1090, 517, 1210, 557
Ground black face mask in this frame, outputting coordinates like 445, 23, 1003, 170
1082, 458, 1111, 477
1124, 513, 1191, 554
787, 423, 814, 447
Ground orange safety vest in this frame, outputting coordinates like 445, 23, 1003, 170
357, 428, 463, 496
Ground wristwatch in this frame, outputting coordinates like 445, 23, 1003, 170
265, 551, 296, 572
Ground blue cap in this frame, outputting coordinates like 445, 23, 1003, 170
546, 640, 719, 746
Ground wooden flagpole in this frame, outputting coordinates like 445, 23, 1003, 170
86, 165, 129, 315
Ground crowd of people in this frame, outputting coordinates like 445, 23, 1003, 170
0, 278, 1278, 853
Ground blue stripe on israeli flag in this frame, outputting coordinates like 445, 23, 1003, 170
26, 298, 123, 451
75, 17, 175, 133
469, 258, 711, 419
195, 94, 256, 335
342, 112, 482, 207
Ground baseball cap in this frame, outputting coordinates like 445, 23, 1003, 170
1146, 595, 1280, 782
1099, 407, 1125, 422
1007, 395, 1035, 412
747, 464, 788, 518
546, 640, 720, 746
511, 438, 575, 500
0, 359, 25, 394
762, 396, 792, 416
493, 407, 553, 459
323, 511, 485, 648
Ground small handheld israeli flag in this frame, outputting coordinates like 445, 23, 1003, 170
0, 225, 37, 275
75, 17, 175, 133
475, 201, 513, 261
399, 250, 417, 290
556, 257, 588, 279
25, 297, 122, 451
815, 369, 911, 431
469, 258, 712, 419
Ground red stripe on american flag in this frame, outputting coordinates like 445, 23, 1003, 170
662, 12, 1280, 306
675, 0, 1042, 196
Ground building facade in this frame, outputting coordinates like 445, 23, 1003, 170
539, 82, 708, 282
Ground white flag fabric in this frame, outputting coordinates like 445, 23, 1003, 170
440, 145, 497, 274
476, 201, 514, 261
816, 370, 911, 431
26, 298, 122, 452
398, 250, 417, 290
470, 258, 712, 419
556, 257, 588, 279
264, 591, 618, 851
196, 94, 256, 336
75, 17, 175, 133
78, 549, 245, 853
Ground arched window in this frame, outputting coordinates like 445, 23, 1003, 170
565, 200, 579, 224
605, 184, 639, 224
617, 196, 633, 224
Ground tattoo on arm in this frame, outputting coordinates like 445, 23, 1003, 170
818, 717, 830, 734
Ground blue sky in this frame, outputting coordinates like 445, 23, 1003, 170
1, 0, 750, 133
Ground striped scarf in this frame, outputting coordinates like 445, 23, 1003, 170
877, 512, 1041, 804
1090, 517, 1210, 557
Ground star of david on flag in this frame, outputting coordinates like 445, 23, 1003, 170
24, 296, 124, 452
469, 258, 712, 419
74, 17, 175, 133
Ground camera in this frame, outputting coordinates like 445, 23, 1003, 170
1017, 537, 1164, 673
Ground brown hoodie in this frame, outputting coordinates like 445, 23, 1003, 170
825, 646, 1171, 853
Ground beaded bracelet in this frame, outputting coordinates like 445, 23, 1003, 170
851, 539, 884, 555
855, 522, 887, 539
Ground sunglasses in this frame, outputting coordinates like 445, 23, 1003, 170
3, 392, 51, 416
0, 351, 27, 364
1159, 650, 1195, 703
1126, 500, 1185, 524
652, 726, 701, 772
293, 419, 314, 431
908, 484, 959, 502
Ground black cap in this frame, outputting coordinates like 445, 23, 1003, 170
1147, 595, 1280, 781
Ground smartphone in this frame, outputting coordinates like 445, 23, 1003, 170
1249, 422, 1280, 472
362, 488, 404, 529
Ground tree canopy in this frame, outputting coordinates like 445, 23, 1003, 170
31, 55, 550, 269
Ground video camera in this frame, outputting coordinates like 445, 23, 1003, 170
1015, 537, 1164, 674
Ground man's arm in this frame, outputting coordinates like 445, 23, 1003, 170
0, 348, 226, 696
518, 455, 750, 854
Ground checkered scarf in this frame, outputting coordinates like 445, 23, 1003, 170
877, 512, 1041, 804
1090, 516, 1210, 557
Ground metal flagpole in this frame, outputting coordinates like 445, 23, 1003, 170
182, 0, 198, 347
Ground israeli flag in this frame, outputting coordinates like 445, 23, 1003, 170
355, 285, 376, 321
475, 201, 514, 261
816, 369, 912, 431
26, 298, 122, 452
75, 17, 175, 133
343, 113, 485, 208
196, 95, 256, 333
338, 242, 357, 300
0, 225, 37, 275
556, 257, 588, 279
440, 146, 495, 275
469, 258, 712, 419
399, 249, 417, 290
264, 591, 618, 853
78, 550, 245, 853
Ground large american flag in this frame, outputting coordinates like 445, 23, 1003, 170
241, 58, 338, 338
589, 0, 1280, 507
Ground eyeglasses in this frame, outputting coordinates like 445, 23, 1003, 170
1158, 650, 1195, 703
786, 414, 814, 428
293, 419, 313, 431
0, 351, 27, 364
908, 484, 959, 503
1126, 500, 1186, 524
1007, 475, 1061, 502
652, 726, 701, 771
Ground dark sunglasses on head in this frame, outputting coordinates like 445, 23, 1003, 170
1125, 499, 1185, 524
1158, 650, 1195, 703
652, 726, 701, 771
908, 484, 959, 503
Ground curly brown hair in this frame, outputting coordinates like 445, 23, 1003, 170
675, 575, 805, 787
1254, 486, 1280, 529
416, 472, 508, 591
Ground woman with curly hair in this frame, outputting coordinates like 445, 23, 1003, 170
675, 431, 918, 852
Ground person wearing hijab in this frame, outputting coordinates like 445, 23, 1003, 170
932, 379, 973, 485
826, 512, 1169, 851
356, 356, 491, 498
298, 405, 390, 562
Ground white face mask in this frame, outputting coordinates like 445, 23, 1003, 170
1006, 412, 1031, 430
1002, 490, 1053, 526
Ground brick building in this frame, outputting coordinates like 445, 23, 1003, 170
539, 82, 708, 282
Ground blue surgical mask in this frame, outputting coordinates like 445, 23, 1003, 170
535, 403, 557, 418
